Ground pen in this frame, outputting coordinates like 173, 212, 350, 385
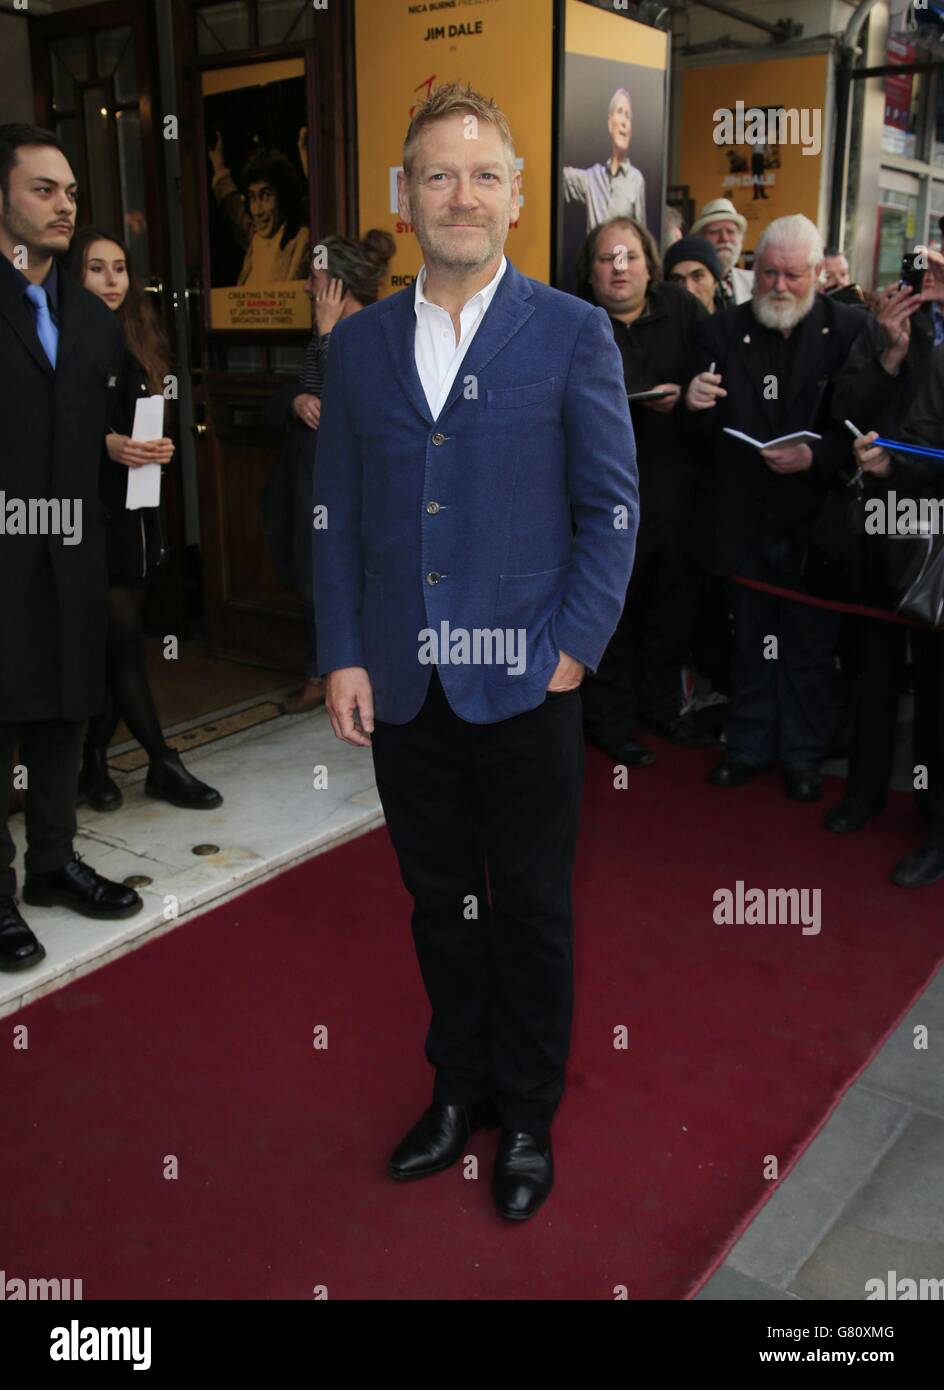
844, 419, 865, 487
708, 361, 716, 375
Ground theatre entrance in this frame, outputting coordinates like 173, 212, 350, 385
28, 0, 353, 681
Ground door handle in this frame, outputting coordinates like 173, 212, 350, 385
192, 422, 207, 438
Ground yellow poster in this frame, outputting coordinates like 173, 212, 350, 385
679, 56, 828, 251
355, 0, 554, 291
201, 57, 312, 330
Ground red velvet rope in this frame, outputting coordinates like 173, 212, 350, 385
730, 575, 938, 629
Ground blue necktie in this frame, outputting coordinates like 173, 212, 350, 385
25, 282, 58, 367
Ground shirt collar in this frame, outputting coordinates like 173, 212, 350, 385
607, 159, 632, 178
414, 255, 507, 320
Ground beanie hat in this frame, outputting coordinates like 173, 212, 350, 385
663, 235, 723, 285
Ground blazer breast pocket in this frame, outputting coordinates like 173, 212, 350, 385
486, 377, 557, 410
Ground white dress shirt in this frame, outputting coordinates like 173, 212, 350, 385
413, 255, 507, 419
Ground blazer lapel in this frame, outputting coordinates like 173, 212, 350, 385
0, 260, 55, 380
437, 262, 534, 423
380, 287, 433, 426
54, 267, 84, 376
729, 308, 769, 419
782, 296, 829, 419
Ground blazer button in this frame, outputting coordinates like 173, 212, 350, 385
431, 432, 446, 446
427, 571, 442, 585
426, 501, 440, 515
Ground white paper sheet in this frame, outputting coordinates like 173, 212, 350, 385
125, 395, 165, 510
722, 427, 822, 451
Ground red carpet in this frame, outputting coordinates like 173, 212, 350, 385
1, 746, 941, 1300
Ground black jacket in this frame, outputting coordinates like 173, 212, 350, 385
0, 253, 124, 722
685, 293, 871, 577
100, 349, 165, 584
604, 280, 709, 522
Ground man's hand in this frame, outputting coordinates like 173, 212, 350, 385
208, 130, 225, 176
292, 393, 321, 430
640, 382, 680, 414
875, 283, 921, 374
547, 651, 585, 692
918, 247, 944, 303
326, 667, 374, 747
760, 442, 813, 474
685, 369, 727, 411
854, 430, 892, 478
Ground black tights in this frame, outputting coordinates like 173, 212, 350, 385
86, 586, 168, 764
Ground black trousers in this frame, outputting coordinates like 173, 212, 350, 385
912, 626, 944, 845
844, 617, 907, 807
0, 719, 85, 899
370, 669, 584, 1136
727, 581, 840, 770
582, 512, 694, 746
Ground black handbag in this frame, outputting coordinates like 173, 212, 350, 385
886, 530, 944, 627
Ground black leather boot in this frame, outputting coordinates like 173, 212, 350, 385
145, 749, 223, 810
78, 745, 123, 812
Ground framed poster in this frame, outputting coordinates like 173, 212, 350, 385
556, 0, 670, 294
355, 0, 554, 292
197, 55, 315, 331
678, 55, 828, 255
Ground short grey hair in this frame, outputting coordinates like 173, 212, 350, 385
755, 214, 824, 269
609, 88, 632, 118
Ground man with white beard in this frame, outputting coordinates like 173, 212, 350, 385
683, 215, 871, 801
691, 198, 754, 306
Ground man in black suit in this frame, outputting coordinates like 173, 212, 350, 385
0, 124, 142, 973
684, 213, 870, 801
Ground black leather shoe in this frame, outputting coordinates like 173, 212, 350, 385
22, 854, 143, 919
388, 1098, 501, 1181
642, 715, 717, 748
78, 746, 123, 812
823, 796, 883, 834
891, 844, 944, 889
0, 897, 46, 973
710, 759, 763, 788
145, 750, 223, 810
783, 769, 823, 802
492, 1129, 554, 1221
606, 738, 656, 768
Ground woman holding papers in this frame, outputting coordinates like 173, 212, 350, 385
67, 228, 222, 814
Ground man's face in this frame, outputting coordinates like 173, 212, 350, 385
0, 145, 77, 260
608, 95, 632, 156
248, 180, 280, 239
668, 260, 717, 314
590, 224, 649, 317
398, 114, 519, 274
702, 218, 743, 274
753, 243, 821, 333
821, 253, 850, 292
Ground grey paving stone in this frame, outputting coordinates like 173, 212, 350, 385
856, 968, 944, 1117
790, 1112, 944, 1300
726, 1086, 909, 1288
696, 1266, 800, 1301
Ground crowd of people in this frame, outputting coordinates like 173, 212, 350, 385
1, 108, 943, 996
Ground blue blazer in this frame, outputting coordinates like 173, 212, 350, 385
313, 259, 639, 724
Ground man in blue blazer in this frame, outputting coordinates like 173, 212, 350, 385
314, 83, 638, 1220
